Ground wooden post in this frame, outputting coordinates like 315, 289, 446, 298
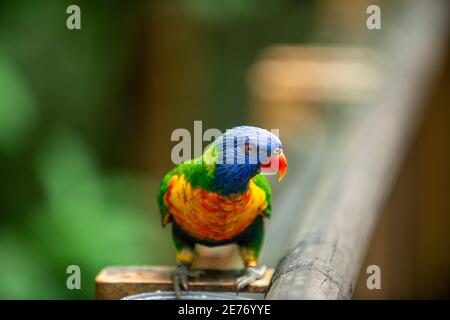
95, 266, 273, 300
96, 244, 273, 300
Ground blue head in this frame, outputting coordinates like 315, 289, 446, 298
207, 126, 287, 195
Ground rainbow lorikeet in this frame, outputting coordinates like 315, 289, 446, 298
157, 126, 287, 294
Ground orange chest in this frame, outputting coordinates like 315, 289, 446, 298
165, 175, 267, 241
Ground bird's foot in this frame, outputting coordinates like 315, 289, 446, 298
236, 265, 267, 292
173, 264, 205, 299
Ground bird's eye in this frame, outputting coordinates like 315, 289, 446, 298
272, 147, 282, 155
244, 143, 255, 155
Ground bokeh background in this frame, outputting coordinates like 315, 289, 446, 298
0, 0, 448, 299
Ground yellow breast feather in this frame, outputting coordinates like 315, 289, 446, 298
164, 175, 267, 241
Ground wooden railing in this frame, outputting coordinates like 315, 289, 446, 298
265, 1, 449, 299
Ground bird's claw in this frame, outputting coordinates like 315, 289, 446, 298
173, 264, 205, 299
236, 265, 267, 292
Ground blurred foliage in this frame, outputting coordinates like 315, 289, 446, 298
0, 53, 38, 155
0, 0, 175, 299
0, 127, 174, 299
179, 0, 287, 23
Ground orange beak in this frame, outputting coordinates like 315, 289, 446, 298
277, 151, 288, 182
260, 151, 288, 182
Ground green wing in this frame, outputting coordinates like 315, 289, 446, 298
253, 174, 272, 218
157, 157, 215, 227
157, 168, 178, 226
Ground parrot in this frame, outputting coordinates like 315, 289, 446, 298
157, 126, 287, 295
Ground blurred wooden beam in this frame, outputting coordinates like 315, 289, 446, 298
265, 1, 449, 300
